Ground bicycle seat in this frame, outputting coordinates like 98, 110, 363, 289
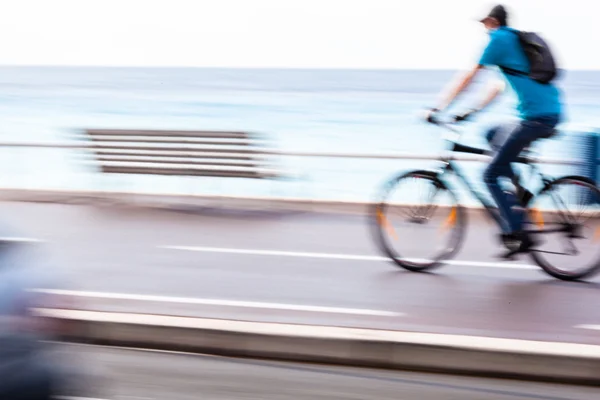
520, 128, 558, 157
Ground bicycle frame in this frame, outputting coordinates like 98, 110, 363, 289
374, 119, 600, 279
430, 120, 558, 234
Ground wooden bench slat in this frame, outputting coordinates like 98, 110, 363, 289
90, 144, 264, 154
86, 130, 251, 139
97, 155, 264, 167
88, 136, 255, 146
97, 165, 277, 178
101, 166, 266, 178
93, 149, 257, 160
96, 161, 277, 173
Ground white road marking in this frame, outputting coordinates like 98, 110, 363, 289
31, 289, 401, 317
56, 397, 111, 400
574, 325, 600, 331
0, 237, 43, 243
161, 246, 538, 270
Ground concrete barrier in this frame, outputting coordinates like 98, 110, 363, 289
34, 308, 600, 386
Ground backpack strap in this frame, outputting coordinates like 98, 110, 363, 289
498, 29, 529, 78
499, 65, 528, 77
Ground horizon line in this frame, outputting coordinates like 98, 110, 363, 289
0, 64, 598, 72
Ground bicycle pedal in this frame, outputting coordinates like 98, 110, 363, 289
499, 236, 521, 251
496, 248, 527, 260
496, 252, 517, 260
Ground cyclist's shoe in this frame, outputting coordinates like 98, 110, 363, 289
497, 231, 538, 259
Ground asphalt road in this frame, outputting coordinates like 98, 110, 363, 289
56, 343, 600, 400
2, 202, 600, 344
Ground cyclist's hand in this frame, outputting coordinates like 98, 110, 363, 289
453, 108, 478, 122
424, 108, 440, 124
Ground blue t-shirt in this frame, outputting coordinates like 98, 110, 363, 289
478, 26, 562, 120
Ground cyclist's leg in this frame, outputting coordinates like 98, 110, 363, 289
486, 123, 527, 195
485, 124, 513, 152
483, 122, 521, 234
484, 121, 550, 229
484, 117, 559, 254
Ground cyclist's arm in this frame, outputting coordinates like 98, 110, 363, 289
434, 64, 485, 111
472, 78, 505, 112
434, 35, 502, 112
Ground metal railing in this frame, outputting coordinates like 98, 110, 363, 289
0, 141, 586, 165
0, 139, 594, 207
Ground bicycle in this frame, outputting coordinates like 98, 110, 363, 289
371, 115, 600, 281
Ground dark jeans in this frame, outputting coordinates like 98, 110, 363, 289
483, 115, 560, 234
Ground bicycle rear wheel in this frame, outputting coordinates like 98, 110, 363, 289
371, 170, 466, 271
526, 176, 600, 281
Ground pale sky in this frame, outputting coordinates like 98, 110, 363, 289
0, 0, 596, 70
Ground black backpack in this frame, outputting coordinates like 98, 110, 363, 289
500, 30, 559, 84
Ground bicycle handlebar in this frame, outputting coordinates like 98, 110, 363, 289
424, 110, 495, 159
425, 112, 462, 136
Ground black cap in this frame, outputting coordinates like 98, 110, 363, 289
480, 5, 508, 26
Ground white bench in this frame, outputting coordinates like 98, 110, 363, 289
83, 129, 282, 180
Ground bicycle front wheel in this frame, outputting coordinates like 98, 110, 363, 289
526, 176, 600, 281
371, 170, 466, 272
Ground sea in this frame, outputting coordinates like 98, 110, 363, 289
0, 67, 598, 204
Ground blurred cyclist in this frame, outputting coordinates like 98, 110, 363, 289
425, 4, 563, 258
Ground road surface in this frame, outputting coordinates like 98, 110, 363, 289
57, 343, 600, 400
1, 202, 600, 344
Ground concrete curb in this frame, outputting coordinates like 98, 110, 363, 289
35, 308, 600, 386
0, 188, 580, 218
0, 187, 376, 215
